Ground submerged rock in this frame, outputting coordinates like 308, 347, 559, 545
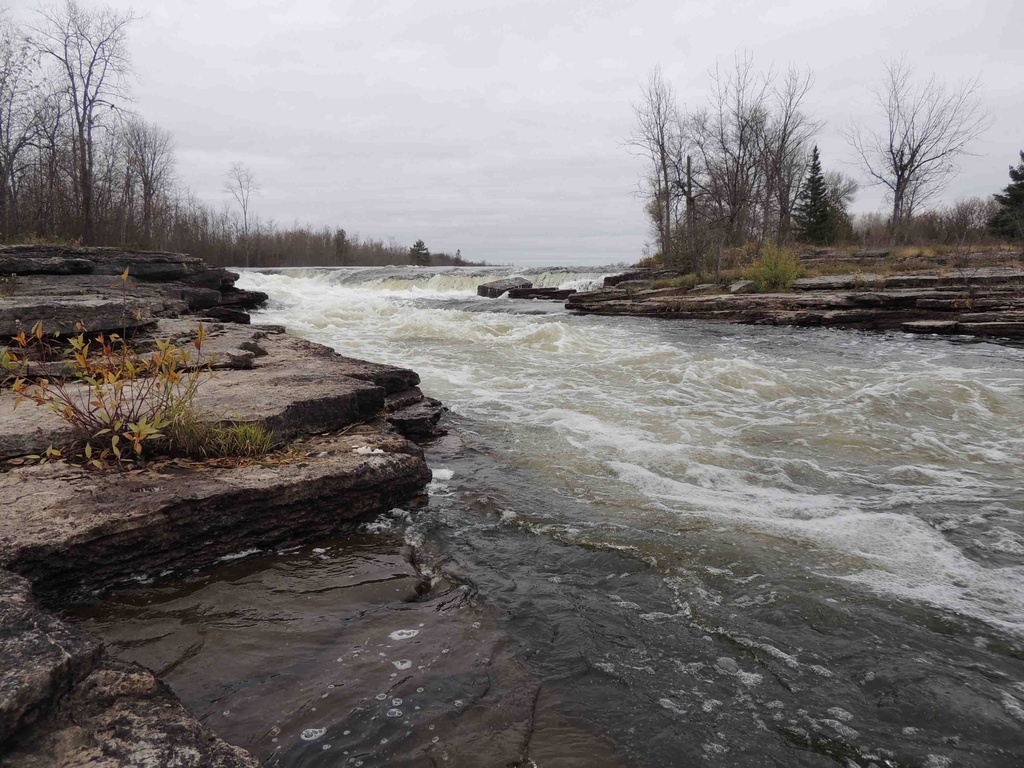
0, 569, 258, 766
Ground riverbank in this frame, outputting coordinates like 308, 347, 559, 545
565, 251, 1024, 341
0, 248, 442, 766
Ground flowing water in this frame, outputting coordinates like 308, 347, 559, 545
70, 267, 1024, 767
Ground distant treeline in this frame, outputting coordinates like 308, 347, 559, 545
0, 3, 481, 268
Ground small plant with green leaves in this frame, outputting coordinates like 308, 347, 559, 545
8, 320, 274, 466
744, 243, 803, 292
8, 319, 213, 466
6, 263, 275, 467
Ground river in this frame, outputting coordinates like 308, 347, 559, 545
70, 266, 1024, 767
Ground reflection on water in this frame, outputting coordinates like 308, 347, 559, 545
67, 268, 1024, 766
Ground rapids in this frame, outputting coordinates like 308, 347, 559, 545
69, 266, 1024, 767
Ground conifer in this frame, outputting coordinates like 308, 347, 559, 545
988, 151, 1024, 240
793, 146, 835, 244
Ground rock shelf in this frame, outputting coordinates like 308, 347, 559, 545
0, 245, 267, 334
567, 265, 1024, 340
0, 249, 443, 766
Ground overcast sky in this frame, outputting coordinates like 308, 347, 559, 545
10, 0, 1022, 265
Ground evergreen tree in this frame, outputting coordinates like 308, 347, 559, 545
409, 239, 430, 266
793, 146, 835, 244
988, 151, 1024, 240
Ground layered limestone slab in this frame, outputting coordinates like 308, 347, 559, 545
1, 325, 425, 458
567, 271, 1024, 339
477, 277, 531, 298
0, 430, 431, 601
0, 246, 223, 288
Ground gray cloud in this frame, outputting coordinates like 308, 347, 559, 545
11, 0, 1021, 264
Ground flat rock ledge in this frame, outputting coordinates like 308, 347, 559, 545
1, 291, 443, 765
0, 245, 267, 335
569, 266, 1024, 340
1, 429, 431, 601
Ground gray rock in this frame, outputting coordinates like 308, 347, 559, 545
603, 269, 688, 287
0, 654, 259, 767
477, 278, 532, 298
689, 283, 721, 294
569, 271, 1024, 340
0, 431, 430, 602
0, 246, 225, 287
0, 297, 159, 337
200, 306, 251, 324
729, 280, 755, 294
330, 355, 420, 394
0, 327, 414, 459
506, 287, 577, 300
387, 397, 445, 438
0, 571, 103, 746
902, 320, 960, 335
218, 287, 268, 310
385, 386, 425, 411
0, 256, 93, 276
716, 657, 739, 673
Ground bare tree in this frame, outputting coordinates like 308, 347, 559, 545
824, 170, 858, 211
123, 117, 173, 246
30, 0, 136, 244
0, 12, 40, 239
760, 66, 821, 243
628, 66, 681, 262
223, 161, 259, 238
689, 54, 772, 249
846, 57, 990, 244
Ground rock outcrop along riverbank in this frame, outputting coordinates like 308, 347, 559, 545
0, 249, 443, 766
0, 244, 268, 331
568, 264, 1024, 340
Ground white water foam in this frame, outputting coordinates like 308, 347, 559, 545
238, 268, 1024, 638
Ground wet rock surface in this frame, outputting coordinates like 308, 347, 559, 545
65, 529, 625, 768
0, 429, 431, 601
477, 277, 532, 298
1, 657, 259, 768
386, 397, 446, 438
506, 287, 578, 300
0, 570, 256, 767
0, 572, 102, 747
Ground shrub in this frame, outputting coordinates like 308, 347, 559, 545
7, 321, 273, 466
8, 321, 211, 465
633, 254, 664, 269
745, 243, 803, 292
650, 274, 699, 290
